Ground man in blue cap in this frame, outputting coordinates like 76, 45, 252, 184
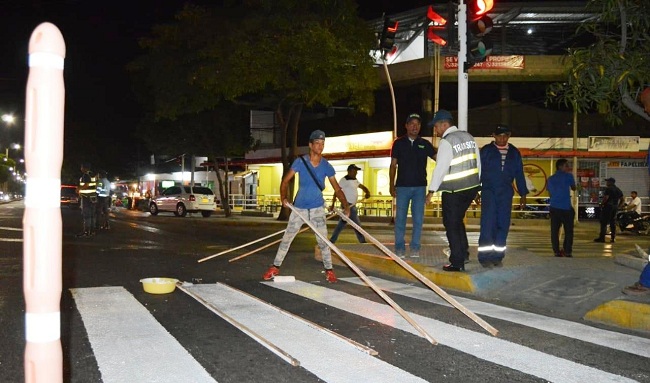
389, 113, 436, 258
263, 129, 350, 283
477, 124, 528, 267
594, 177, 624, 243
426, 110, 481, 272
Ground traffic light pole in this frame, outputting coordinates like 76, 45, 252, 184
457, 1, 468, 131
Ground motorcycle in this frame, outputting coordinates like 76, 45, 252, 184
616, 210, 650, 235
519, 198, 550, 219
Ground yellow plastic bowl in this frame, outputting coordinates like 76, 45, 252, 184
140, 277, 179, 294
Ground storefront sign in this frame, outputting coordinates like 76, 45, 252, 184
323, 131, 393, 154
444, 55, 525, 70
606, 160, 648, 168
588, 136, 640, 152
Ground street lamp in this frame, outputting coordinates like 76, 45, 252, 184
1, 114, 15, 125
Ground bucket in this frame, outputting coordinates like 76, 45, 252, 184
140, 277, 179, 294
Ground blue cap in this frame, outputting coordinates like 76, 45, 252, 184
494, 124, 511, 135
309, 130, 326, 141
428, 109, 453, 127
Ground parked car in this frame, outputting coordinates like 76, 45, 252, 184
60, 185, 80, 208
149, 185, 216, 217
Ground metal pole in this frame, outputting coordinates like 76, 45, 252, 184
457, 1, 468, 131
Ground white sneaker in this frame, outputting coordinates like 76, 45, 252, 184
410, 250, 420, 258
395, 249, 406, 258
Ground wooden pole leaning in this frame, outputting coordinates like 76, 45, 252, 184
198, 228, 288, 263
333, 209, 499, 337
228, 213, 337, 263
176, 282, 300, 366
287, 203, 438, 345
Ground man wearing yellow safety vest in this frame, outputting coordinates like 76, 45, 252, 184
77, 162, 98, 237
425, 110, 481, 272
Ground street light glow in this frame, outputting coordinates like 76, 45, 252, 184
1, 114, 15, 124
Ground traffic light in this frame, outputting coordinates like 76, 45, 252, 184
427, 3, 457, 48
379, 18, 399, 53
466, 0, 494, 68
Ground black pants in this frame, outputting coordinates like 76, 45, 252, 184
442, 187, 479, 267
598, 205, 617, 240
550, 207, 574, 255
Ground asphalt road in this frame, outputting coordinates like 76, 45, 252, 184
1, 201, 649, 383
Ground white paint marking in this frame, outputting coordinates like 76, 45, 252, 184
71, 286, 216, 383
267, 281, 637, 383
342, 276, 650, 359
188, 283, 427, 383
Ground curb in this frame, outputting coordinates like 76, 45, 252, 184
584, 300, 650, 332
315, 247, 476, 293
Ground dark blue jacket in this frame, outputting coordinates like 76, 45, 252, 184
480, 142, 528, 198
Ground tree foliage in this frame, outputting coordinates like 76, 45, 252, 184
546, 0, 650, 125
129, 0, 379, 218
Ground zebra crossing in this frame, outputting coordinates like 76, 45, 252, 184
71, 277, 649, 383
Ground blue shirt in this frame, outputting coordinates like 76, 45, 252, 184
291, 155, 335, 209
547, 171, 575, 210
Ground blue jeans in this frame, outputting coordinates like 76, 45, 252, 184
394, 186, 426, 252
330, 205, 365, 243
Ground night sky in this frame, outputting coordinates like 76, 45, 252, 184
0, 0, 585, 180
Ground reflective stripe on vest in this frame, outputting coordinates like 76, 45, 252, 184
439, 131, 480, 192
79, 175, 98, 196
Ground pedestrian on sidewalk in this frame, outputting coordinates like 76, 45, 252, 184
594, 177, 624, 243
389, 113, 436, 258
547, 159, 576, 257
477, 124, 528, 268
426, 110, 481, 272
263, 130, 350, 283
329, 164, 371, 244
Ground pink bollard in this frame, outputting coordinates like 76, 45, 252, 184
23, 22, 66, 383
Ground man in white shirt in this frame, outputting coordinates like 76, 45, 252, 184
330, 164, 371, 243
618, 190, 643, 229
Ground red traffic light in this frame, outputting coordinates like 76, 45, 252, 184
468, 0, 494, 20
427, 6, 447, 46
379, 18, 399, 52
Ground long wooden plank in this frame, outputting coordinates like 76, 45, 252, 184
286, 203, 438, 345
333, 208, 499, 337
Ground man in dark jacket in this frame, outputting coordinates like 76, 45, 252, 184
594, 177, 624, 243
477, 124, 528, 267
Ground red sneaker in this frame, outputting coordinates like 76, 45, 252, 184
263, 266, 280, 280
325, 269, 337, 283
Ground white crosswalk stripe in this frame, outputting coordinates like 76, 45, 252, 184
71, 287, 216, 383
72, 280, 646, 383
265, 280, 638, 383
340, 276, 650, 358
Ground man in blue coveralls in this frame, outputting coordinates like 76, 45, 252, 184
477, 124, 528, 268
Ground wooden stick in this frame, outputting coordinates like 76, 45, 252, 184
333, 208, 499, 337
198, 228, 287, 263
176, 282, 300, 366
228, 213, 337, 263
217, 282, 378, 356
287, 203, 437, 345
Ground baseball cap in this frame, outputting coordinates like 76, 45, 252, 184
427, 109, 453, 127
605, 177, 616, 183
347, 164, 361, 171
494, 124, 511, 135
405, 113, 421, 123
309, 130, 326, 141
